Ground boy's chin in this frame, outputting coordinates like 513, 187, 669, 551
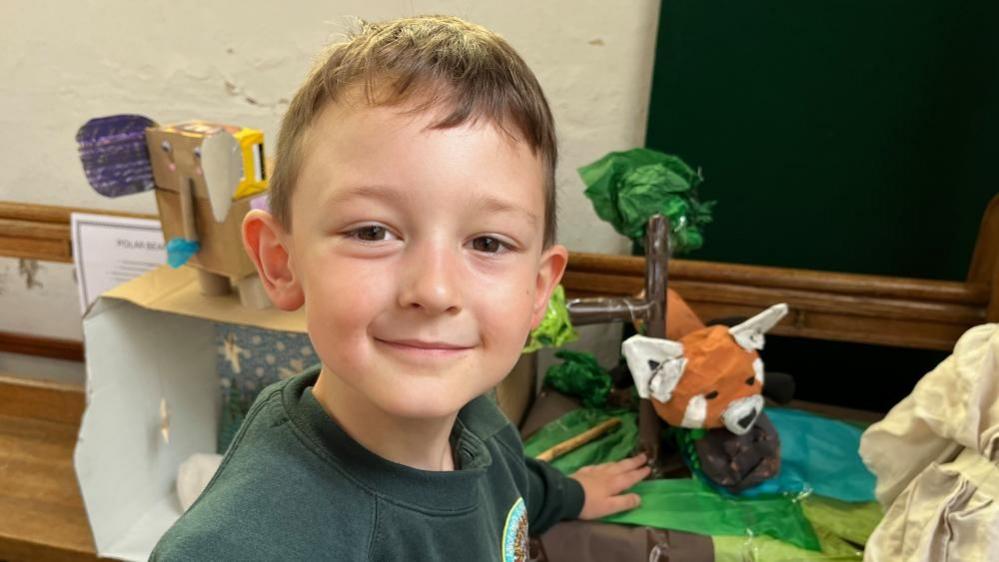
374, 390, 478, 421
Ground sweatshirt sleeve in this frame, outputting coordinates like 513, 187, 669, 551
523, 456, 585, 534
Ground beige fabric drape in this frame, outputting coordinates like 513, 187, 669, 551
860, 323, 999, 562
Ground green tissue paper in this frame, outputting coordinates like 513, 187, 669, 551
543, 349, 612, 408
524, 285, 578, 353
579, 148, 715, 254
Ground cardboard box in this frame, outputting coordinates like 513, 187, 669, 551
75, 265, 538, 560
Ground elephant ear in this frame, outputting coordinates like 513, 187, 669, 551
729, 303, 789, 351
200, 131, 242, 223
621, 334, 686, 403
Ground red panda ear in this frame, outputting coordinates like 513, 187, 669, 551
729, 303, 789, 351
621, 335, 686, 403
649, 358, 686, 403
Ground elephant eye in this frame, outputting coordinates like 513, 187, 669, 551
746, 376, 756, 385
705, 391, 719, 400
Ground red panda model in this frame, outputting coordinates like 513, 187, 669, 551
622, 303, 788, 435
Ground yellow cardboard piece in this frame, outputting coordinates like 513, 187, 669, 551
103, 264, 306, 332
233, 128, 267, 199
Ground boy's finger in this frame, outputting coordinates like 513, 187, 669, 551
602, 493, 642, 516
612, 465, 651, 491
614, 453, 648, 471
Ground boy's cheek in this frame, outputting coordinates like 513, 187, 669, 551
479, 292, 536, 345
303, 254, 388, 297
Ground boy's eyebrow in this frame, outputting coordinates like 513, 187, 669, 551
471, 193, 539, 226
323, 184, 412, 206
326, 184, 539, 225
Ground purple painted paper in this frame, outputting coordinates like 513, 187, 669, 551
76, 114, 157, 198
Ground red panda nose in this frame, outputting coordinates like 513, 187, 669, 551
738, 410, 758, 429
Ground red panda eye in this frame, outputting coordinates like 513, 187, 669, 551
746, 376, 756, 385
705, 391, 719, 400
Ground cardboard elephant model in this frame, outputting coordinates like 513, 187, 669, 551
76, 115, 271, 308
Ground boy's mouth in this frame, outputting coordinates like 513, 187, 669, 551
374, 337, 474, 357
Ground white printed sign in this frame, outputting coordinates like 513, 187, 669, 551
71, 213, 166, 314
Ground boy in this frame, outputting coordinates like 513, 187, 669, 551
153, 15, 649, 561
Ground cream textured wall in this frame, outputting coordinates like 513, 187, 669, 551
0, 0, 660, 381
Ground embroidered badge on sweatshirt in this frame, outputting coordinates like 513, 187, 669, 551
501, 497, 528, 562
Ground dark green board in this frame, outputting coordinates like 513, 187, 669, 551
646, 0, 998, 281
644, 1, 999, 409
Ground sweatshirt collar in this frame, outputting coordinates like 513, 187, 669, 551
281, 366, 497, 514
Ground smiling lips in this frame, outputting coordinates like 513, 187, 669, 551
375, 338, 474, 358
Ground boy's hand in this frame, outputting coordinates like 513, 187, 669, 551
571, 453, 651, 519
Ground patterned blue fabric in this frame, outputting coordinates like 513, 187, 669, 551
215, 323, 317, 452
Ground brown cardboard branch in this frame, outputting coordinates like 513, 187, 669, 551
565, 215, 669, 470
535, 418, 622, 462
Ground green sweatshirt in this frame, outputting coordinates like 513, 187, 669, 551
151, 367, 584, 561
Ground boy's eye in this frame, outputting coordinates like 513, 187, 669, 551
350, 225, 394, 241
471, 236, 504, 253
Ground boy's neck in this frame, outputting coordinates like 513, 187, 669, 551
311, 367, 457, 472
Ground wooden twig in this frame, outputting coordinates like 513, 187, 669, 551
535, 418, 622, 462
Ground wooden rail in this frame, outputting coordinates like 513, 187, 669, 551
0, 201, 156, 263
563, 253, 990, 350
560, 195, 999, 351
0, 331, 85, 363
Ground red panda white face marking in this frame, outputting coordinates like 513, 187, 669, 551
681, 394, 708, 427
753, 357, 764, 384
722, 394, 764, 435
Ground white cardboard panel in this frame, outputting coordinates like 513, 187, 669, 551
75, 297, 219, 560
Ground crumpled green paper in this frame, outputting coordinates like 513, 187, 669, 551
523, 285, 578, 353
712, 497, 882, 561
579, 148, 715, 254
543, 349, 612, 408
602, 478, 822, 552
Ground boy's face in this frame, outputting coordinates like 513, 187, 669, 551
272, 98, 566, 420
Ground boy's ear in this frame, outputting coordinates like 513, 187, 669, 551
530, 243, 569, 328
242, 210, 304, 311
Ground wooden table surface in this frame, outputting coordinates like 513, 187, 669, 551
0, 374, 106, 562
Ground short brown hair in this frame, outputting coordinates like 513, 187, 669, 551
268, 15, 558, 246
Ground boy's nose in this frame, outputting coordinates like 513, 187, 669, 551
397, 242, 462, 315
